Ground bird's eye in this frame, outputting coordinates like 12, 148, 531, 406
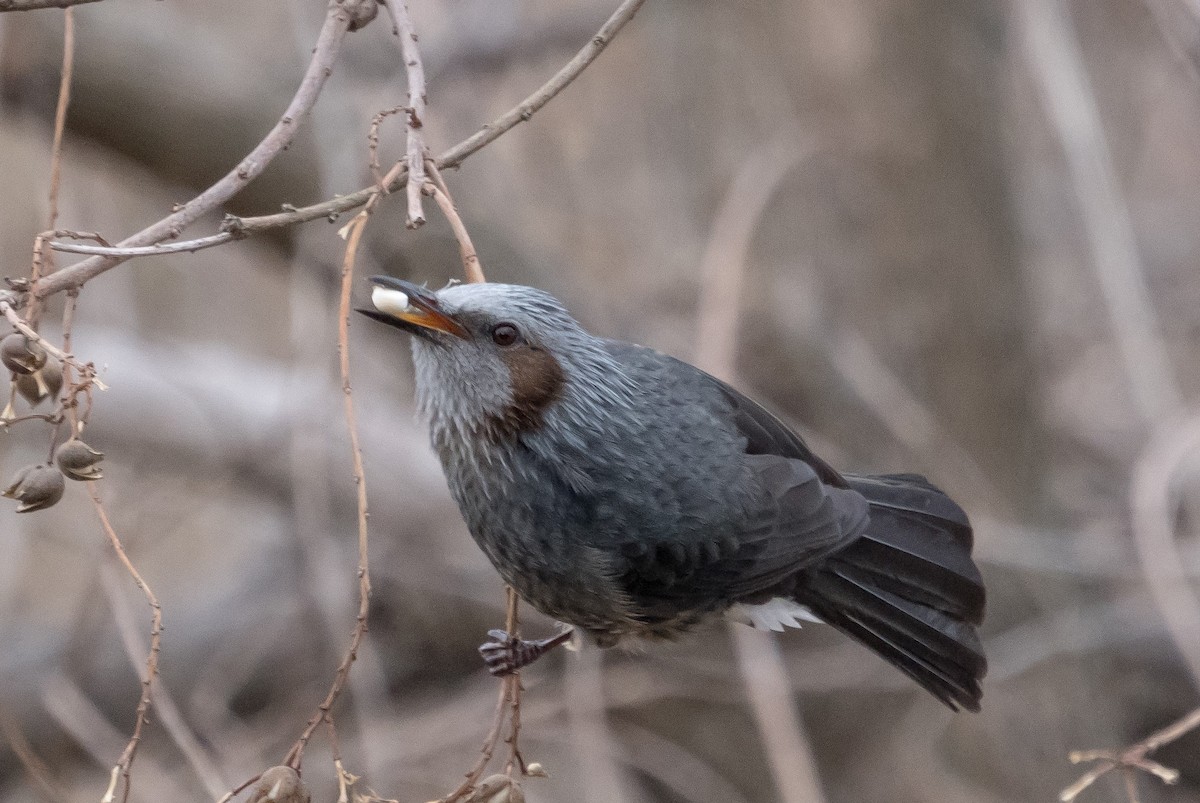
491, 322, 520, 346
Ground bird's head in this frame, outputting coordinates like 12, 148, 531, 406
357, 277, 631, 446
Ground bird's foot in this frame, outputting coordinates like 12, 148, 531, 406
479, 628, 576, 676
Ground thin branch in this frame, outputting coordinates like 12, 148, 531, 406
99, 564, 228, 799
49, 233, 231, 257
222, 0, 647, 239
367, 106, 405, 186
382, 0, 428, 227
435, 0, 647, 169
281, 208, 373, 771
46, 8, 73, 231
0, 0, 99, 9
502, 587, 524, 778
435, 590, 522, 803
423, 167, 485, 283
32, 0, 355, 299
89, 485, 163, 803
26, 8, 74, 331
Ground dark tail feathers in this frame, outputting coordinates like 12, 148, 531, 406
793, 473, 987, 711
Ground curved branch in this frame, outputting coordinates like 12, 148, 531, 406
32, 0, 354, 298
0, 0, 100, 10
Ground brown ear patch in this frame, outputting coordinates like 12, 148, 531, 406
491, 345, 566, 437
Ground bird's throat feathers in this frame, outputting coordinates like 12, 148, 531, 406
413, 335, 639, 491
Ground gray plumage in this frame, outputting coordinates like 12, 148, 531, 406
360, 279, 987, 711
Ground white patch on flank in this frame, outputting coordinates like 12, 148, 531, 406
267, 779, 283, 801
726, 597, 823, 632
371, 286, 412, 317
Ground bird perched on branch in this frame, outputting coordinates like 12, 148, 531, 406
359, 278, 987, 711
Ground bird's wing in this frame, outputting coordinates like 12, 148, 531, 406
602, 342, 869, 620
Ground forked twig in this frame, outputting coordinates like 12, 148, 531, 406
1060, 706, 1200, 801
153, 0, 649, 250
34, 0, 356, 298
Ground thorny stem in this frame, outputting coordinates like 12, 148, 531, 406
90, 485, 163, 803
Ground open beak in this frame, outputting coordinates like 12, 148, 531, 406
356, 276, 469, 339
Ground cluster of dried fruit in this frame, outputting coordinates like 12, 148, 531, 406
1, 332, 62, 419
2, 331, 103, 513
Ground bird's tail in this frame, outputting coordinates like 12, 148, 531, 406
793, 473, 987, 711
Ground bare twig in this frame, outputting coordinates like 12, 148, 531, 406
27, 6, 75, 330
49, 233, 230, 257
223, 0, 647, 239
423, 166, 485, 283
1059, 706, 1200, 801
692, 142, 828, 803
32, 0, 355, 298
46, 8, 73, 232
89, 486, 163, 803
382, 0, 429, 227
501, 587, 524, 777
35, 0, 648, 272
434, 0, 647, 169
99, 564, 228, 799
367, 106, 406, 186
280, 208, 374, 771
0, 0, 99, 9
436, 587, 523, 803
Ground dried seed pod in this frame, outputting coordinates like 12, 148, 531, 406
524, 763, 548, 779
15, 356, 62, 406
2, 464, 65, 513
55, 438, 104, 481
0, 333, 46, 375
247, 766, 311, 803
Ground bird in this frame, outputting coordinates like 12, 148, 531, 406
358, 276, 987, 711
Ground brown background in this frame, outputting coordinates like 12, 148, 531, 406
0, 0, 1198, 801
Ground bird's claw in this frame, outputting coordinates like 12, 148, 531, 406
478, 628, 575, 676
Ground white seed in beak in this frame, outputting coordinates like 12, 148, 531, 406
371, 286, 412, 317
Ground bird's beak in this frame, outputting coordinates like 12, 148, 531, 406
356, 276, 469, 339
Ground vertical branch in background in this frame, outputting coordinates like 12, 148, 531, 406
692, 141, 827, 803
26, 6, 73, 330
90, 487, 163, 803
383, 0, 428, 227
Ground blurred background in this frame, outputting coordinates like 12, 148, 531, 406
0, 0, 1198, 801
